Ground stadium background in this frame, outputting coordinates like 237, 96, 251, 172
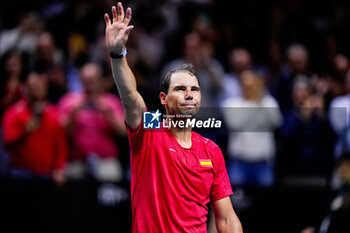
1, 0, 350, 232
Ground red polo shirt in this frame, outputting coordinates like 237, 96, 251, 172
127, 121, 233, 233
2, 99, 67, 175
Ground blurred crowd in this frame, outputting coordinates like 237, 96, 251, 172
1, 0, 350, 233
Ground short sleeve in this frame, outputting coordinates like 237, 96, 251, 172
2, 106, 27, 145
125, 120, 145, 154
210, 143, 233, 201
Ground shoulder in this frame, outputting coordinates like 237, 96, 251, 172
330, 94, 350, 108
221, 97, 243, 107
2, 100, 28, 124
57, 92, 84, 110
12, 99, 27, 110
193, 132, 221, 152
261, 94, 280, 107
4, 99, 27, 115
59, 92, 83, 104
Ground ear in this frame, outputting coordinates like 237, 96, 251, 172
160, 92, 167, 105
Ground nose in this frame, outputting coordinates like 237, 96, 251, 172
185, 89, 193, 100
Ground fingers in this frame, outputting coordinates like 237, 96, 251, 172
124, 7, 132, 25
110, 3, 131, 24
112, 6, 118, 22
117, 2, 124, 22
104, 13, 111, 26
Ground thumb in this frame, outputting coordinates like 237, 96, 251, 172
125, 25, 134, 37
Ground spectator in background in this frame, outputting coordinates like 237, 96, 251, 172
329, 66, 350, 136
0, 13, 43, 56
35, 32, 62, 68
328, 69, 350, 189
34, 32, 67, 103
2, 70, 67, 185
0, 50, 27, 118
263, 40, 284, 94
219, 48, 252, 103
58, 63, 126, 182
0, 49, 27, 174
329, 54, 350, 97
277, 76, 335, 232
65, 33, 89, 93
329, 69, 350, 159
222, 70, 282, 188
280, 76, 334, 184
274, 43, 312, 113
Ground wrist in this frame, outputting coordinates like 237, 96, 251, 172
110, 48, 127, 59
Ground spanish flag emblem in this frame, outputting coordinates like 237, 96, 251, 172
199, 159, 213, 167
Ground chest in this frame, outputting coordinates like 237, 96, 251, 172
148, 134, 215, 185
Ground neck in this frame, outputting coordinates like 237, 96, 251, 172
27, 98, 45, 106
8, 74, 20, 80
167, 118, 192, 148
85, 90, 101, 97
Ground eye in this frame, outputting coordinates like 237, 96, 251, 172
191, 87, 200, 92
174, 86, 186, 91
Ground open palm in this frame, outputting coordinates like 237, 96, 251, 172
104, 2, 134, 54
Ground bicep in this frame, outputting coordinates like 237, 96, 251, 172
211, 197, 234, 221
211, 197, 243, 233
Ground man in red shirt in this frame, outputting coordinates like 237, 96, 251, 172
2, 70, 67, 185
104, 3, 243, 232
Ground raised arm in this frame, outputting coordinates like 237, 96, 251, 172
104, 2, 146, 129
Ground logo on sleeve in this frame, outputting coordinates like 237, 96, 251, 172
143, 110, 161, 129
199, 159, 213, 167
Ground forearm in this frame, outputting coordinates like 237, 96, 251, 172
111, 57, 146, 128
111, 57, 138, 105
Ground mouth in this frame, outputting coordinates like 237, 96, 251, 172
181, 103, 196, 108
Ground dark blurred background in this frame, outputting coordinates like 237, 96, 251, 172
1, 0, 350, 233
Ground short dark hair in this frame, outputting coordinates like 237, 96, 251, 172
160, 64, 199, 94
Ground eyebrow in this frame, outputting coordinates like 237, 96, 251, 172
172, 85, 201, 91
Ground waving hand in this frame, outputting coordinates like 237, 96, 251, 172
104, 2, 134, 54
